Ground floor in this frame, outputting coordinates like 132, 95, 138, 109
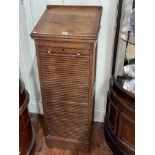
31, 116, 113, 155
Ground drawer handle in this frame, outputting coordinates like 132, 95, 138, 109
48, 49, 52, 54
76, 52, 81, 56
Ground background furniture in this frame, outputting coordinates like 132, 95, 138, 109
105, 76, 135, 154
19, 79, 36, 155
31, 5, 102, 151
104, 0, 135, 154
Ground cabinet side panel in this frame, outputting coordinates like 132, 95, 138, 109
34, 42, 49, 136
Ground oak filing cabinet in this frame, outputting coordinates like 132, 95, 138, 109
31, 5, 102, 151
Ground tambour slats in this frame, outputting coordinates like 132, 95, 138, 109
39, 48, 90, 143
46, 104, 89, 141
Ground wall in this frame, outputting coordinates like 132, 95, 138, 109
19, 0, 118, 122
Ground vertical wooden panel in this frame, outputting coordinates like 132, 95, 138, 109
106, 96, 118, 134
117, 114, 135, 148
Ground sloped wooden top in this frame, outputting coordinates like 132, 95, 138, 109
31, 5, 102, 40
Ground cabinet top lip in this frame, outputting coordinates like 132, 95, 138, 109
31, 5, 102, 41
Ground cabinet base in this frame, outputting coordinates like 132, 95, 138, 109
45, 135, 90, 152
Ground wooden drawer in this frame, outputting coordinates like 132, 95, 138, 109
38, 46, 90, 56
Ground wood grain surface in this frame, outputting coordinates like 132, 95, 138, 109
31, 5, 102, 40
104, 77, 135, 155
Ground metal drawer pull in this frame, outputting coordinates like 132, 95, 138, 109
76, 52, 81, 56
48, 49, 52, 54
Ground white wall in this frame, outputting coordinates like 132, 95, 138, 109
19, 0, 118, 122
